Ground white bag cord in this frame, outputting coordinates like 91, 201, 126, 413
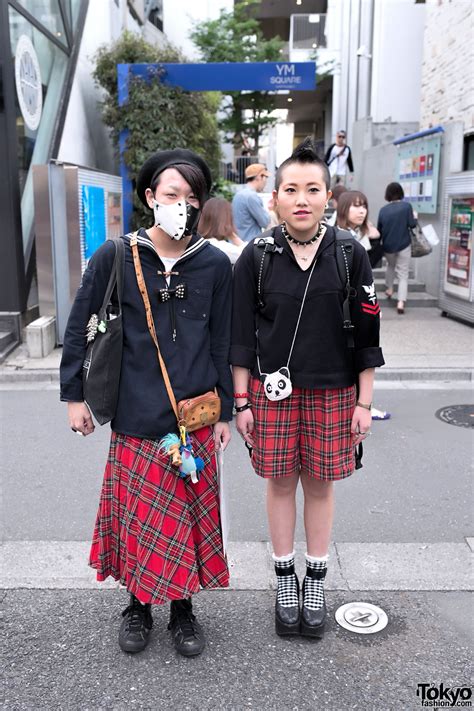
257, 255, 318, 376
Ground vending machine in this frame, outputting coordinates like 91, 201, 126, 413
438, 173, 474, 324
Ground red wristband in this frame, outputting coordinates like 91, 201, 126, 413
234, 392, 248, 399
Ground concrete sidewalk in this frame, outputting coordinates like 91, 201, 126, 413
0, 307, 472, 383
2, 540, 472, 592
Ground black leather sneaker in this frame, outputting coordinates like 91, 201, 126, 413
168, 598, 205, 657
118, 594, 153, 653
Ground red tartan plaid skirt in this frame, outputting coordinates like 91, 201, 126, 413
249, 377, 357, 481
89, 426, 229, 605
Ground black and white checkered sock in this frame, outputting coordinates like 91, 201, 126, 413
303, 554, 328, 611
273, 552, 298, 608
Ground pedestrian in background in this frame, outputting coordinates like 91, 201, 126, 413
336, 190, 381, 265
60, 149, 233, 658
232, 163, 271, 242
336, 190, 390, 420
198, 196, 245, 265
324, 130, 354, 188
325, 183, 348, 226
267, 194, 281, 228
377, 181, 417, 315
231, 138, 384, 639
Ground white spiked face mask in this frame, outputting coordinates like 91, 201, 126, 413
153, 200, 200, 240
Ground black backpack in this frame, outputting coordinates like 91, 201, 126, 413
253, 225, 357, 348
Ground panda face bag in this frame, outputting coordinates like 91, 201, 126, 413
261, 367, 293, 402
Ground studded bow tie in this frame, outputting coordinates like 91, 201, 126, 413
158, 284, 187, 302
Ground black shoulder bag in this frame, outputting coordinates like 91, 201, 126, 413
82, 237, 125, 425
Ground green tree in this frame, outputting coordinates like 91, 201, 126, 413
190, 1, 284, 155
93, 31, 221, 227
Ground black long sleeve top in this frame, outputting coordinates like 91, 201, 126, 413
60, 230, 234, 438
230, 225, 384, 388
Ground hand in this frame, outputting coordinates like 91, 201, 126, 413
214, 421, 231, 450
351, 406, 372, 446
68, 401, 95, 437
236, 408, 255, 448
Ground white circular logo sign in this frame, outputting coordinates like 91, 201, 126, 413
15, 35, 42, 131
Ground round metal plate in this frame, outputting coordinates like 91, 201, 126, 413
335, 602, 388, 634
435, 404, 474, 428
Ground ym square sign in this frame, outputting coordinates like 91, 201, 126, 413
117, 61, 317, 228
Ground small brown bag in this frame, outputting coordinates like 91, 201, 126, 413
178, 391, 221, 432
130, 233, 221, 433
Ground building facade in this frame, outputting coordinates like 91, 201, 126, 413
0, 0, 167, 356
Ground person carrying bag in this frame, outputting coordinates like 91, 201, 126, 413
60, 148, 233, 658
82, 236, 125, 425
377, 181, 419, 314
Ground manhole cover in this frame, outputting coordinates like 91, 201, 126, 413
435, 404, 474, 428
335, 602, 388, 634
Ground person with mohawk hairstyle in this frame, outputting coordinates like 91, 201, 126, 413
231, 138, 384, 638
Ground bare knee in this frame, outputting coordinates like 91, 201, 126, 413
268, 474, 299, 497
300, 473, 333, 499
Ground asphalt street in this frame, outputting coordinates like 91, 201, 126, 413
2, 589, 472, 711
1, 387, 472, 543
1, 383, 473, 711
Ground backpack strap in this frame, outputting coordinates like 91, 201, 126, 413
335, 228, 357, 349
252, 227, 283, 378
253, 226, 283, 308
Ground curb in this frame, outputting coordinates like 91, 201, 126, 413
0, 369, 59, 383
0, 368, 472, 384
2, 540, 472, 591
376, 368, 473, 382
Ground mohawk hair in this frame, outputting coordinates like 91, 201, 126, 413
275, 137, 330, 191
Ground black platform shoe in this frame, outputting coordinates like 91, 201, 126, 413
275, 564, 300, 636
300, 567, 327, 638
168, 598, 205, 657
118, 594, 153, 653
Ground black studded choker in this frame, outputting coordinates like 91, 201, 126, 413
281, 222, 323, 246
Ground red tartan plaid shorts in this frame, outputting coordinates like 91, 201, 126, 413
249, 377, 357, 481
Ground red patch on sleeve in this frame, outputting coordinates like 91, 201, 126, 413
361, 303, 380, 316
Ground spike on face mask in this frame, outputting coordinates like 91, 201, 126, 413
153, 200, 200, 240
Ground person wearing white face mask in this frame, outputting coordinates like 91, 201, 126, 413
60, 149, 233, 659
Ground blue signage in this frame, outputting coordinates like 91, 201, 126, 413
117, 61, 317, 230
82, 185, 105, 259
118, 62, 316, 103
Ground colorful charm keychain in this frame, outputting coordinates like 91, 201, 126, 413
158, 427, 204, 484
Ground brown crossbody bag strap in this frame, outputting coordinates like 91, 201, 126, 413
129, 232, 180, 423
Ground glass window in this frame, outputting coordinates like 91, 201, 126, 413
14, 0, 68, 47
9, 6, 68, 254
463, 135, 474, 172
61, 0, 82, 29
69, 0, 83, 27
